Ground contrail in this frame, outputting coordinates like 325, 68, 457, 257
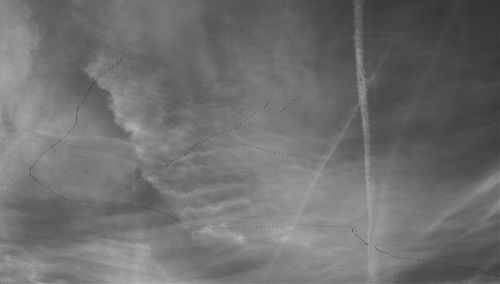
264, 103, 359, 283
468, 254, 500, 283
424, 172, 499, 236
353, 0, 376, 282
263, 16, 388, 279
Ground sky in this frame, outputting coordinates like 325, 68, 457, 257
0, 0, 498, 283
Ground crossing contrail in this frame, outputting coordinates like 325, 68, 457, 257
264, 103, 359, 283
264, 2, 388, 278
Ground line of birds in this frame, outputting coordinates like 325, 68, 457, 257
182, 223, 346, 231
28, 58, 303, 227
181, 213, 367, 232
345, 216, 500, 279
27, 57, 498, 280
280, 95, 302, 113
127, 102, 274, 187
241, 142, 296, 157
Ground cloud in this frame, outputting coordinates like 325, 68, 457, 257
0, 0, 39, 154
3, 0, 497, 283
77, 2, 372, 282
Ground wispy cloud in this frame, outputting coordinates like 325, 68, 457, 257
1, 0, 498, 283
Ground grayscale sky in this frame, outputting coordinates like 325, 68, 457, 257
0, 0, 498, 283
